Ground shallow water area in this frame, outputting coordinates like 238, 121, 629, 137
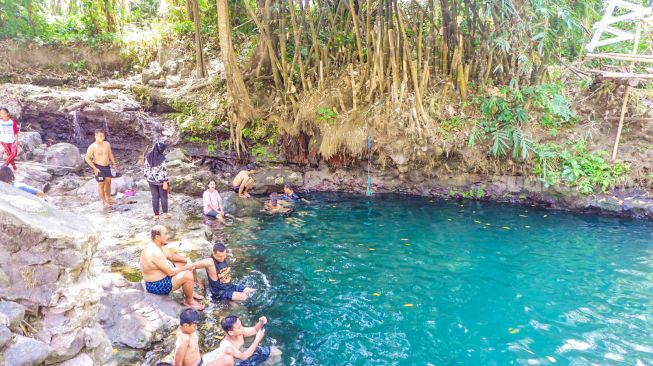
202, 193, 653, 365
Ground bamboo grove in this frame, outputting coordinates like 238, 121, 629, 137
212, 0, 604, 154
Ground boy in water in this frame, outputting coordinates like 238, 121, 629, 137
264, 192, 291, 214
85, 129, 118, 208
194, 242, 255, 301
281, 183, 309, 203
232, 163, 255, 198
217, 315, 281, 365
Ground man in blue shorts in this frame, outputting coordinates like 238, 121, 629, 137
195, 242, 255, 301
139, 225, 204, 310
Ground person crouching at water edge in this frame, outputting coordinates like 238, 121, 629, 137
144, 142, 171, 219
232, 163, 255, 198
203, 180, 225, 223
140, 225, 205, 310
172, 309, 237, 366
194, 242, 255, 301
85, 129, 118, 208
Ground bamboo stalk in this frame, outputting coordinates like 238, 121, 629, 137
612, 22, 642, 161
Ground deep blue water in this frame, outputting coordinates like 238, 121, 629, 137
209, 193, 653, 365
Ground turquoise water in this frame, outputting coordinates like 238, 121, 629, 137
211, 193, 653, 365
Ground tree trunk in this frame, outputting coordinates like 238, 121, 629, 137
186, 0, 194, 22
191, 0, 206, 78
216, 0, 258, 155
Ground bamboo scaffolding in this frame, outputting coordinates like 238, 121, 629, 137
611, 22, 642, 161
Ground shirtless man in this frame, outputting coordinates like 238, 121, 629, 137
193, 242, 255, 301
140, 225, 204, 310
217, 315, 282, 365
85, 129, 117, 208
232, 163, 255, 198
175, 309, 237, 366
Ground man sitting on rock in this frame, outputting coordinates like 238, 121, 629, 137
140, 225, 204, 310
232, 163, 255, 198
194, 242, 255, 301
85, 129, 118, 208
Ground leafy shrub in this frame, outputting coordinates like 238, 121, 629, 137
533, 139, 629, 194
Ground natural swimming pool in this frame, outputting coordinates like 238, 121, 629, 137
200, 193, 653, 365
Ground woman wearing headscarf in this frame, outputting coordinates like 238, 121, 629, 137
143, 142, 170, 218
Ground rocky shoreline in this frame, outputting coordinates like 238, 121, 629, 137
301, 164, 653, 220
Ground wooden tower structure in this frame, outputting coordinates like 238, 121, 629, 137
584, 0, 653, 160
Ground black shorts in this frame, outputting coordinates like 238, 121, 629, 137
95, 164, 113, 182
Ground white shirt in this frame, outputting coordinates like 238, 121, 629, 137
0, 119, 16, 143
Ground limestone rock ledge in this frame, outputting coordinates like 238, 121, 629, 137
0, 182, 112, 365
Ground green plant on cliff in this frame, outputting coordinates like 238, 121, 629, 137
317, 107, 338, 125
469, 92, 533, 159
533, 139, 629, 194
469, 85, 576, 159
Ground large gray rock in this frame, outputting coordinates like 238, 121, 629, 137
166, 148, 190, 163
13, 162, 53, 189
142, 65, 164, 85
45, 143, 83, 172
99, 282, 181, 349
78, 175, 134, 198
57, 353, 94, 366
169, 167, 217, 196
251, 166, 304, 195
0, 301, 26, 331
3, 335, 52, 366
221, 191, 264, 216
17, 131, 43, 159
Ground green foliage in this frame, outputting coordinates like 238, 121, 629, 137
169, 100, 220, 137
469, 93, 533, 159
533, 139, 629, 194
469, 84, 576, 159
64, 59, 88, 72
440, 117, 465, 132
129, 84, 152, 109
317, 107, 338, 125
251, 145, 273, 161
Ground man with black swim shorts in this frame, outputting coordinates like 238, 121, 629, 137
194, 242, 255, 301
85, 129, 118, 208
